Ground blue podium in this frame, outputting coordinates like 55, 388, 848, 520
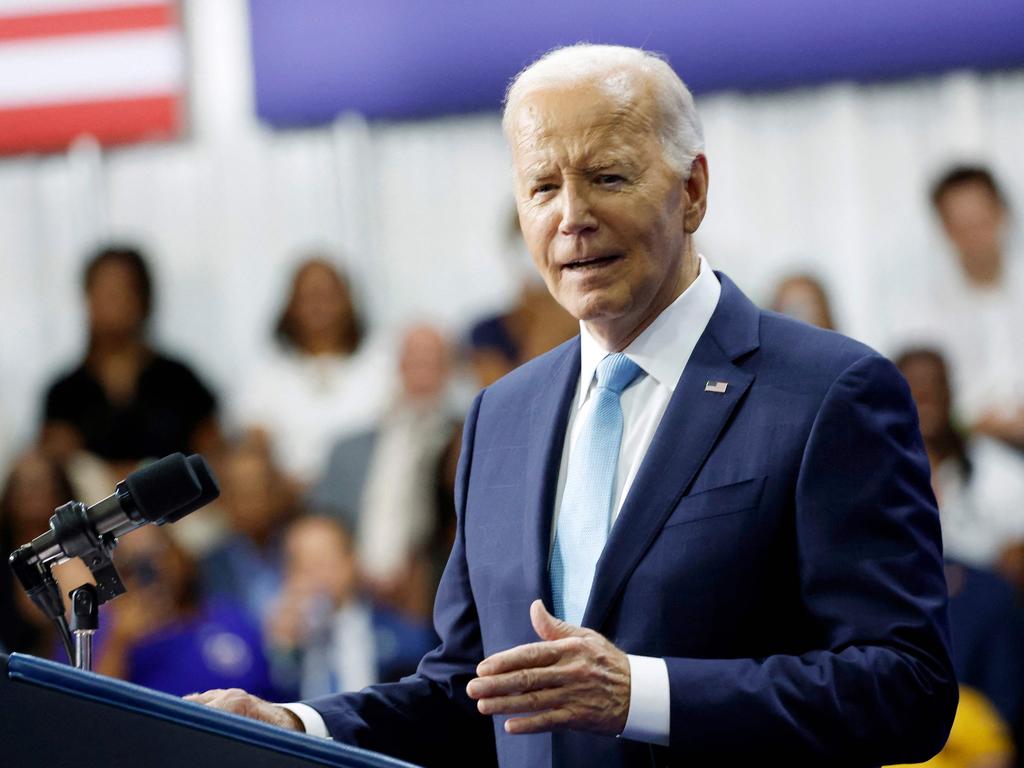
0, 653, 420, 768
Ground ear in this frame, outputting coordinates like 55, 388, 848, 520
683, 154, 709, 233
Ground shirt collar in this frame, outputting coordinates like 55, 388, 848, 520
577, 254, 721, 408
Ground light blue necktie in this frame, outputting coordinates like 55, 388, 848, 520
550, 353, 644, 625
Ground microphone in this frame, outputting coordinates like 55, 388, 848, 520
26, 452, 220, 566
8, 452, 220, 665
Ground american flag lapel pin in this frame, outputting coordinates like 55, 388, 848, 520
704, 380, 728, 394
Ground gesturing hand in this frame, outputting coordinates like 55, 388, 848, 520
466, 599, 630, 736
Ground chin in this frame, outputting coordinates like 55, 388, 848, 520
565, 295, 629, 327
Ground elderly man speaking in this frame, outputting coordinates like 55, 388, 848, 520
190, 44, 957, 766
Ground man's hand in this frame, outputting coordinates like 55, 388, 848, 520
184, 689, 304, 732
466, 599, 630, 736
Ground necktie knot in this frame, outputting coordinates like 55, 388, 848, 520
595, 353, 643, 395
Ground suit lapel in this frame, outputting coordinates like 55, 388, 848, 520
522, 338, 581, 609
582, 274, 761, 631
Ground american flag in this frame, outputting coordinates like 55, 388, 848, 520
0, 0, 185, 155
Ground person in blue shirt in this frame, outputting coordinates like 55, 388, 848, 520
92, 523, 279, 700
265, 516, 437, 698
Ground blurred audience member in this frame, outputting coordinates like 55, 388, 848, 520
266, 517, 436, 698
769, 272, 837, 330
310, 324, 459, 618
467, 210, 577, 386
232, 256, 393, 487
0, 450, 75, 656
945, 561, 1024, 744
930, 166, 1024, 451
200, 437, 294, 622
896, 348, 1024, 570
41, 245, 221, 480
93, 524, 277, 698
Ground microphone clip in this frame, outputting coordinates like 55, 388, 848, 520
50, 500, 126, 605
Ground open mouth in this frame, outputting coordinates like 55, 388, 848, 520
563, 254, 622, 270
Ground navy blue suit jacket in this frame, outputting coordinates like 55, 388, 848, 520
309, 274, 957, 767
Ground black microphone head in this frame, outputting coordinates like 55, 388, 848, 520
121, 453, 201, 523
157, 454, 220, 525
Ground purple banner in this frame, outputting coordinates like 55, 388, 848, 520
249, 0, 1024, 126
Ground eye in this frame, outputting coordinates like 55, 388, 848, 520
596, 174, 626, 187
531, 182, 558, 197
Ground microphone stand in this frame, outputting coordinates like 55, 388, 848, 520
70, 584, 99, 671
9, 499, 128, 671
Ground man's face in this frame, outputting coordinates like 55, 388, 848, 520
508, 80, 704, 348
399, 326, 450, 402
284, 522, 357, 607
936, 182, 1005, 278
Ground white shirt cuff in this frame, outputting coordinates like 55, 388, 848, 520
278, 702, 332, 739
620, 654, 670, 746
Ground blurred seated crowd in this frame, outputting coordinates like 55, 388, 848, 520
1, 165, 1023, 766
0, 208, 576, 705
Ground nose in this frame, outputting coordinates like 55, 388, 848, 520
559, 180, 598, 236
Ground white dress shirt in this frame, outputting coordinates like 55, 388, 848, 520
284, 256, 722, 744
554, 255, 720, 745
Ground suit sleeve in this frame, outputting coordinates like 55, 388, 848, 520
304, 391, 497, 767
662, 354, 958, 765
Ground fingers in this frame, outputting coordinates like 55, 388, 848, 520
477, 641, 559, 676
468, 605, 632, 737
466, 662, 579, 700
478, 603, 589, 676
477, 635, 585, 676
183, 688, 250, 712
468, 604, 631, 737
505, 708, 577, 734
476, 687, 567, 716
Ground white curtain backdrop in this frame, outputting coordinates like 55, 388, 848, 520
1, 0, 1022, 476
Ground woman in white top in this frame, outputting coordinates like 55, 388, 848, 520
896, 347, 1024, 572
233, 257, 392, 488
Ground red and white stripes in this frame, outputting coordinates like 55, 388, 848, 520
0, 0, 185, 155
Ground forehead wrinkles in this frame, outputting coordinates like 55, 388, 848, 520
512, 92, 657, 175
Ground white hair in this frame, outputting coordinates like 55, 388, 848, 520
502, 43, 705, 177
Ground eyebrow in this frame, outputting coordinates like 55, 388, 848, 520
521, 160, 555, 179
579, 158, 638, 175
521, 156, 639, 181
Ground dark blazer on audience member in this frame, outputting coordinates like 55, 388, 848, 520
305, 274, 958, 767
307, 431, 378, 531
